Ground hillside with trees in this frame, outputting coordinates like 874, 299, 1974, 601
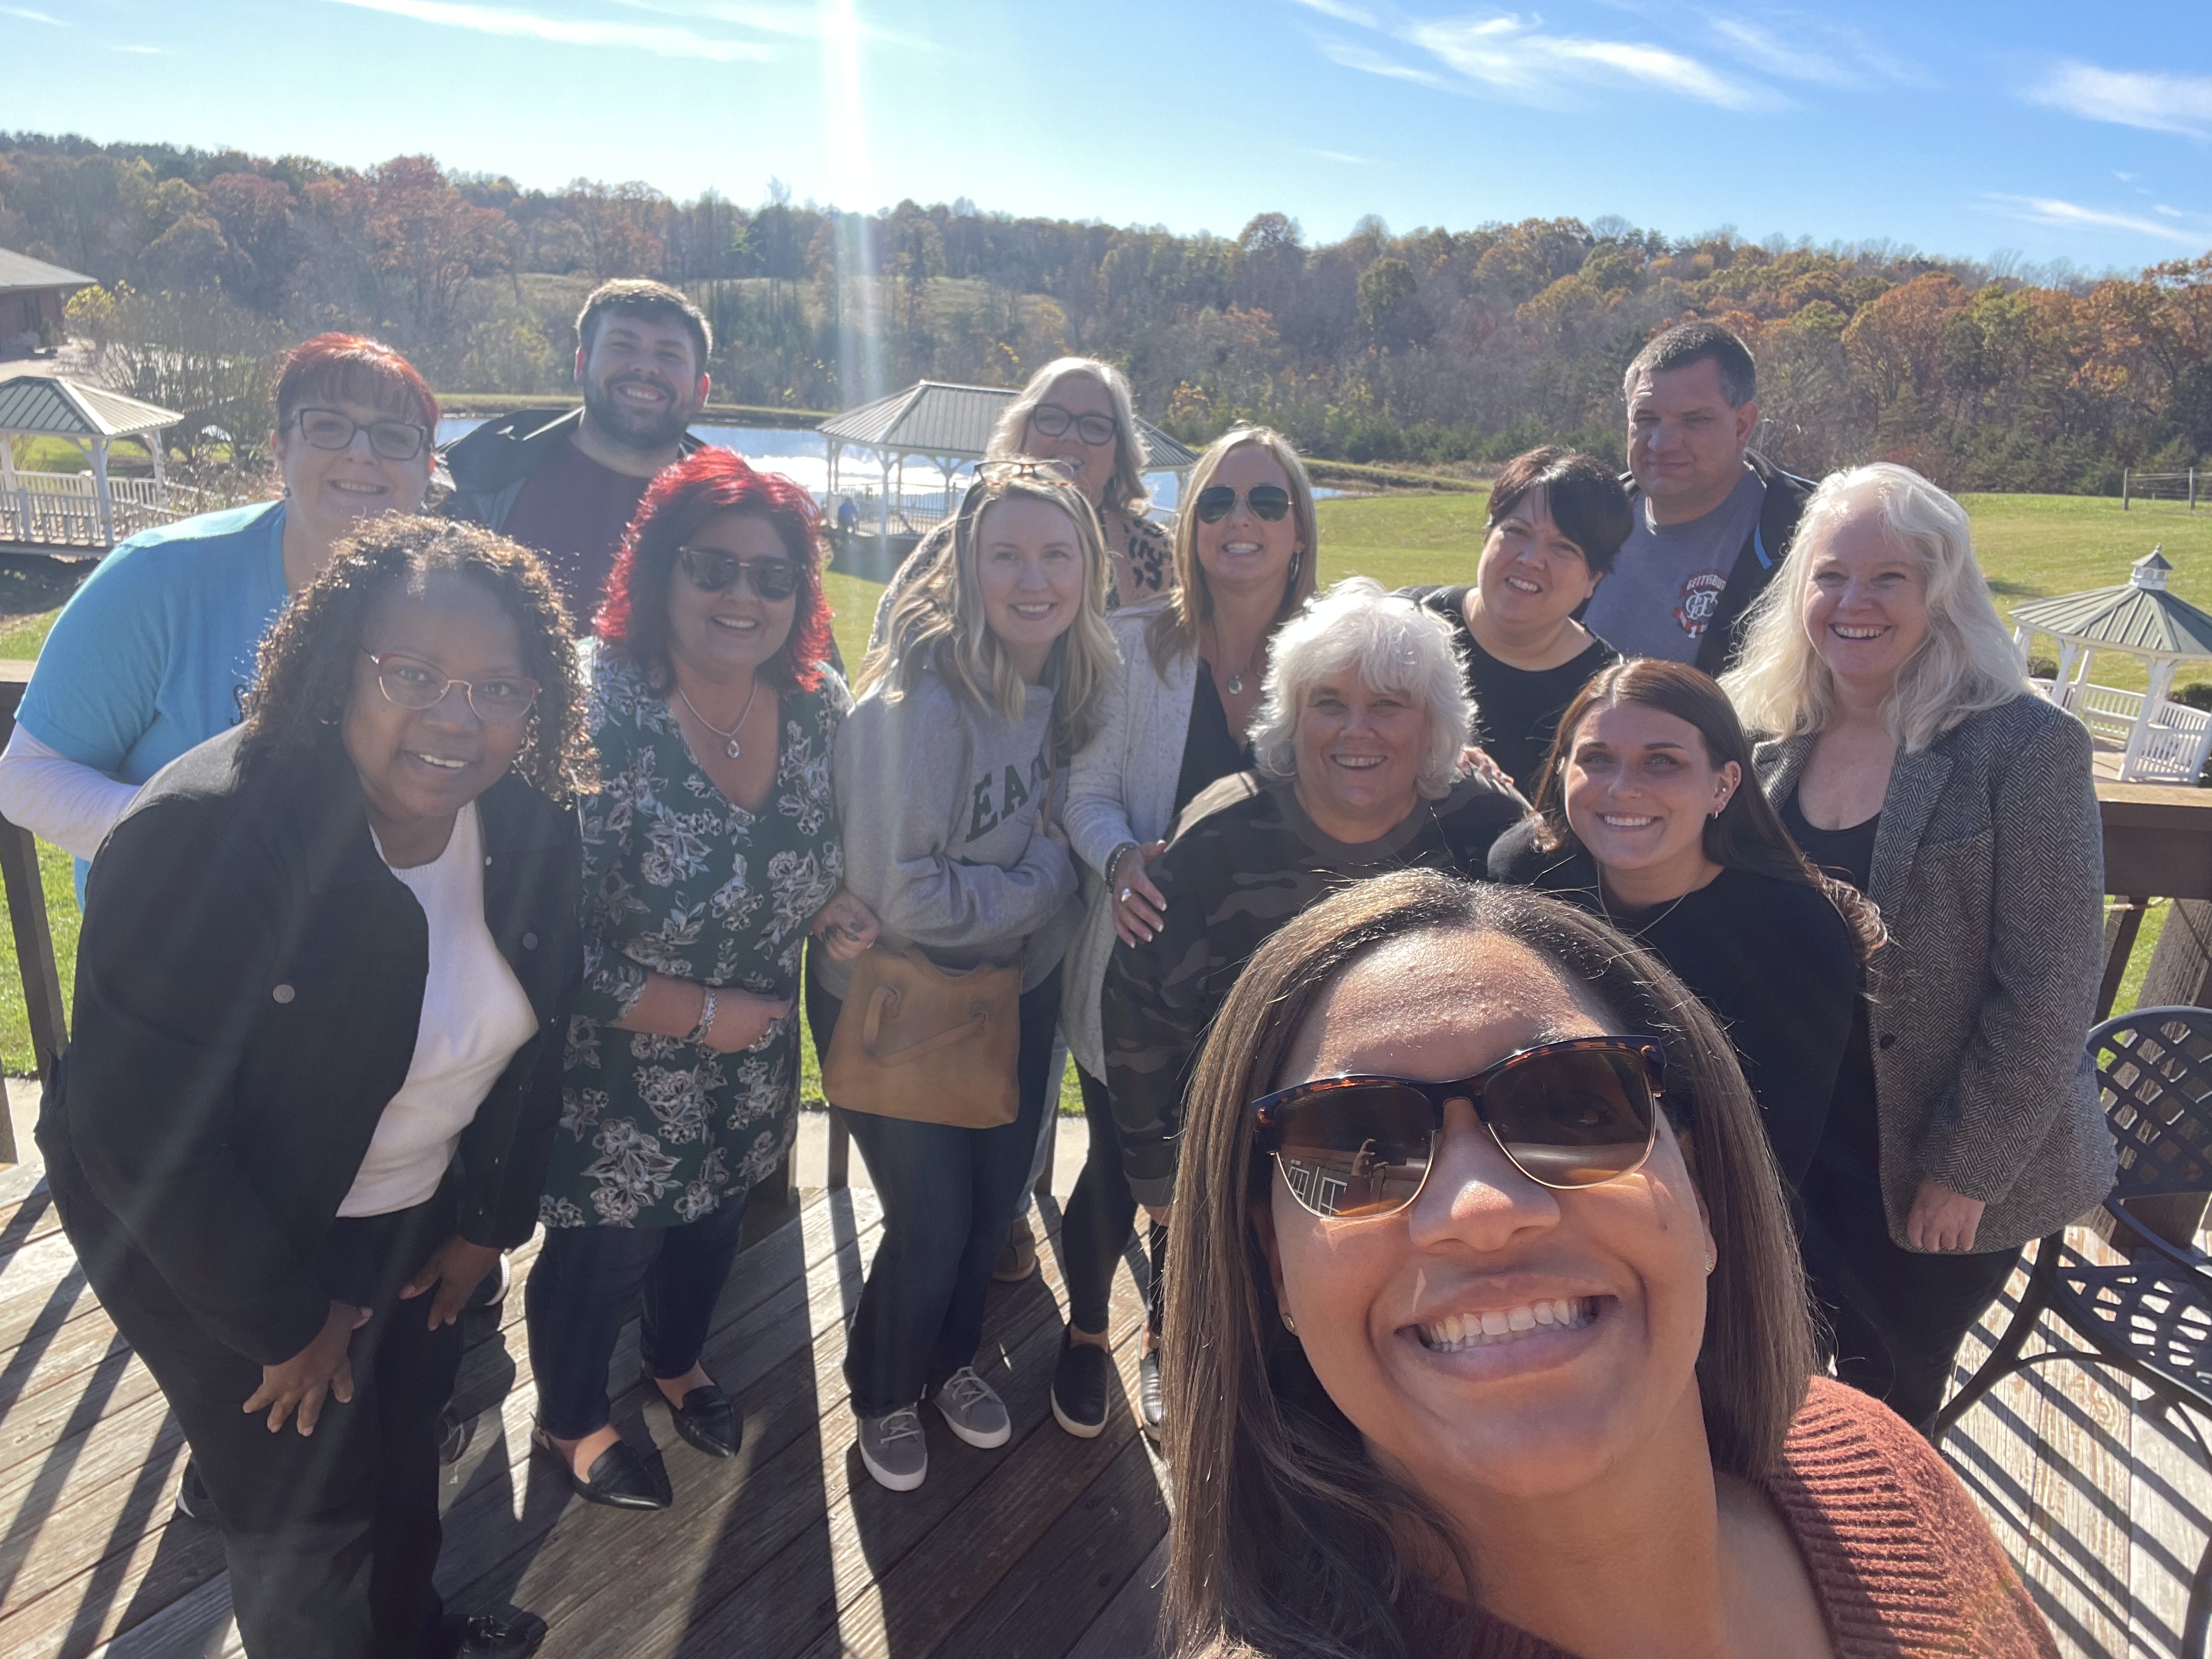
5, 130, 2211, 493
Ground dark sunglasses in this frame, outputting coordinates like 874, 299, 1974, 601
676, 546, 801, 601
1194, 484, 1292, 524
289, 407, 430, 462
1252, 1036, 1668, 1220
362, 651, 540, 724
1028, 402, 1118, 446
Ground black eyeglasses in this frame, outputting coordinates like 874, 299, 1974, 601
1028, 403, 1118, 446
289, 407, 430, 462
1194, 484, 1292, 524
1252, 1036, 1668, 1220
676, 546, 802, 601
362, 651, 540, 724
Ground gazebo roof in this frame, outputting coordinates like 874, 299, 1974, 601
0, 247, 95, 295
2011, 548, 2212, 659
0, 374, 180, 441
818, 379, 1200, 471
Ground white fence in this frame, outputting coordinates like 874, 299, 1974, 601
2043, 678, 2212, 783
0, 473, 195, 548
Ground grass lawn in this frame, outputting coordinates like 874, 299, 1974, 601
0, 486, 2191, 1076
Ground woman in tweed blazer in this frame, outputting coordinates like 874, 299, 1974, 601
1725, 461, 2115, 1434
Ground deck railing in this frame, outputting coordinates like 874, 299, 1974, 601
2046, 679, 2212, 784
0, 472, 197, 548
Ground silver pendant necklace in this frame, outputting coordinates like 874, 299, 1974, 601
675, 676, 760, 759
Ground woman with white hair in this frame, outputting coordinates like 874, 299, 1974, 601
1048, 425, 1319, 1441
1091, 578, 1522, 1425
1722, 461, 2114, 1435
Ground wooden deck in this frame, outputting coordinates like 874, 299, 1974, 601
0, 1155, 1172, 1659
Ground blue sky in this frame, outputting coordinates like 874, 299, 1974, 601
5, 0, 2212, 273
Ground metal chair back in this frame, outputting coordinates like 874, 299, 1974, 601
2093, 1005, 2212, 1261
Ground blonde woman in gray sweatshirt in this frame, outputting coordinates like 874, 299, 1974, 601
815, 466, 1118, 1492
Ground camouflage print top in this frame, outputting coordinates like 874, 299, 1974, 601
1099, 770, 1525, 1206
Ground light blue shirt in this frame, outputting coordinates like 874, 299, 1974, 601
18, 499, 289, 899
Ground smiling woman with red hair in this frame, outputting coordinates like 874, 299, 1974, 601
523, 447, 876, 1513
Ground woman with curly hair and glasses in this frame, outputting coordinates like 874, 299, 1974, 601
524, 448, 877, 1513
37, 516, 588, 1659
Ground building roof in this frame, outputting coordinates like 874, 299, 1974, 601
2011, 548, 2212, 659
817, 379, 1200, 471
0, 374, 180, 440
0, 247, 96, 295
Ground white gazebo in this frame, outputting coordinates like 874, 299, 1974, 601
2012, 546, 2212, 783
818, 379, 1200, 538
0, 373, 187, 550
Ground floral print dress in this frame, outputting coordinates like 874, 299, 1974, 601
541, 650, 848, 1231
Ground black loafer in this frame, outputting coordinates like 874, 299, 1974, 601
444, 1610, 548, 1657
645, 1370, 740, 1459
1138, 1347, 1164, 1443
173, 1457, 215, 1523
438, 1403, 476, 1467
530, 1422, 670, 1510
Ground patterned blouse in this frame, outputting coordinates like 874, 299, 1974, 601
541, 650, 848, 1230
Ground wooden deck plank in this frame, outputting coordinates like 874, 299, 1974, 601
1063, 1533, 1168, 1659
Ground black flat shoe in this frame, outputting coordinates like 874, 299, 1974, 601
173, 1458, 214, 1523
444, 1610, 548, 1657
1138, 1346, 1164, 1443
644, 1370, 740, 1459
438, 1403, 476, 1467
530, 1422, 670, 1510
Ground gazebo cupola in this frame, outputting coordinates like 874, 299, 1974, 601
2011, 545, 2212, 783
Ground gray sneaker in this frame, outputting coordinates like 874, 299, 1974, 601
932, 1367, 1012, 1449
856, 1406, 928, 1492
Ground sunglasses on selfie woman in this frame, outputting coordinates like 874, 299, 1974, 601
1193, 484, 1292, 524
1251, 1036, 1668, 1219
676, 546, 802, 601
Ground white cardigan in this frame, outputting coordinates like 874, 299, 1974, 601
1060, 601, 1200, 1079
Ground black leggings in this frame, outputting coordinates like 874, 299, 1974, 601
1062, 1065, 1164, 1339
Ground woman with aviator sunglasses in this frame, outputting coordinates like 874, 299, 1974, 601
40, 517, 585, 1658
524, 449, 877, 1512
1160, 870, 2055, 1659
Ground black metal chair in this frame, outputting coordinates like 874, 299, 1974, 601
1932, 1006, 2212, 1655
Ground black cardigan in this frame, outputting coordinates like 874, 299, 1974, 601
1488, 819, 1857, 1188
37, 725, 582, 1367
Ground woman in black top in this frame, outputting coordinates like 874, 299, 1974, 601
1404, 446, 1627, 794
37, 518, 587, 1659
1489, 658, 1880, 1189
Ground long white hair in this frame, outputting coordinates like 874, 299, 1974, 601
1722, 462, 2031, 753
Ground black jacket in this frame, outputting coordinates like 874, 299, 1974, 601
1620, 450, 1816, 677
437, 405, 706, 534
37, 725, 582, 1367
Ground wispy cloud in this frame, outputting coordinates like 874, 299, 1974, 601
2023, 60, 2212, 139
1317, 37, 1448, 89
1406, 14, 1771, 111
1286, 0, 1378, 22
1982, 193, 2204, 245
321, 0, 775, 62
611, 0, 935, 51
1304, 147, 1375, 164
1706, 13, 1927, 91
1, 4, 67, 23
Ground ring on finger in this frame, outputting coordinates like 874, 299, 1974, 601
1119, 888, 1132, 902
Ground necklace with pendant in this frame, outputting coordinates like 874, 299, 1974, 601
675, 676, 760, 760
1596, 882, 1692, 939
1211, 629, 1265, 697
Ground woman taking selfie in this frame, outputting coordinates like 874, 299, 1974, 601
820, 465, 1113, 1492
1723, 461, 2113, 1434
39, 518, 585, 1659
1402, 445, 1626, 794
0, 334, 441, 895
526, 450, 874, 1510
1489, 659, 1875, 1189
1161, 870, 2055, 1658
1055, 424, 1319, 1441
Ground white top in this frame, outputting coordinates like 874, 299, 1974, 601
339, 802, 538, 1218
0, 723, 141, 861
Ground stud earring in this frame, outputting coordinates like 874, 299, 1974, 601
1704, 1248, 1717, 1274
1281, 1309, 1299, 1334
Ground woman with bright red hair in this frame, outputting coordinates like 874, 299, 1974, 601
524, 448, 877, 1511
0, 333, 441, 900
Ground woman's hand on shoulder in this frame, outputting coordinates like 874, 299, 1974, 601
703, 986, 792, 1053
1457, 744, 1512, 792
1112, 840, 1170, 946
243, 1299, 370, 1435
1906, 1178, 1985, 1252
810, 888, 880, 962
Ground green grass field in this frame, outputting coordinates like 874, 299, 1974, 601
0, 486, 2192, 1077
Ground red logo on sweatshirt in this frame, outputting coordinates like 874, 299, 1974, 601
1674, 570, 1728, 638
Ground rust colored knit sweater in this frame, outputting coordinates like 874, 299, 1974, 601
1434, 1379, 2056, 1658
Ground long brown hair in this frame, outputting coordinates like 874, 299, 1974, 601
1161, 870, 1816, 1659
1146, 426, 1319, 675
1530, 658, 1884, 958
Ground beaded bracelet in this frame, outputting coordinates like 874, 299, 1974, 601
691, 985, 719, 1046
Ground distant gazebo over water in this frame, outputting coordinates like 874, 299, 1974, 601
2012, 546, 2212, 783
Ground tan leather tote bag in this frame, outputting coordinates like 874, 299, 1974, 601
821, 946, 1023, 1128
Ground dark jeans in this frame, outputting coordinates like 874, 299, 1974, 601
1062, 1065, 1165, 1340
810, 967, 1061, 1417
1799, 1159, 2021, 1436
524, 1188, 752, 1440
49, 1161, 459, 1659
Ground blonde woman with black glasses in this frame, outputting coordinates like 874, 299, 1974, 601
819, 464, 1116, 1492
